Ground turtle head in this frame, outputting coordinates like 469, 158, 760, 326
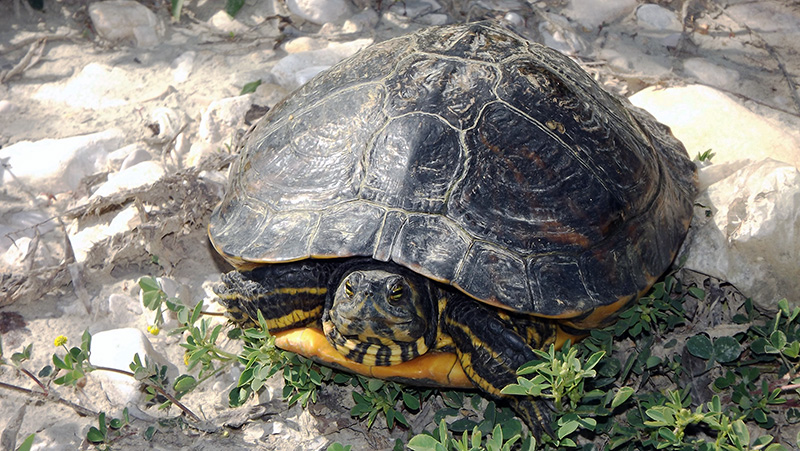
323, 267, 437, 366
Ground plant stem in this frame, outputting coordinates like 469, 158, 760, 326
93, 365, 201, 423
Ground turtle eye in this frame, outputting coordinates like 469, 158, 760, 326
388, 282, 404, 303
344, 280, 355, 297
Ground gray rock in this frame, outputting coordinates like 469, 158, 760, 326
88, 0, 165, 47
563, 0, 637, 30
636, 4, 682, 31
683, 58, 741, 90
538, 12, 586, 55
388, 0, 441, 18
682, 159, 800, 310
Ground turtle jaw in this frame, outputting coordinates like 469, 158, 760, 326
323, 268, 437, 366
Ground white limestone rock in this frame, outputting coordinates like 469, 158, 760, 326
107, 143, 152, 172
171, 51, 196, 84
68, 204, 142, 263
629, 84, 800, 177
271, 39, 373, 90
286, 0, 352, 25
208, 10, 250, 35
90, 160, 166, 199
89, 328, 173, 406
88, 0, 165, 48
198, 95, 254, 146
682, 160, 800, 310
0, 129, 125, 194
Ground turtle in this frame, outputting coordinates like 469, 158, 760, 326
209, 21, 697, 436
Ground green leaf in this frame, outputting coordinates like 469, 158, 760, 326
86, 427, 105, 444
687, 286, 705, 299
713, 336, 742, 363
686, 335, 713, 360
403, 391, 421, 410
731, 419, 749, 445
557, 419, 579, 439
241, 79, 262, 95
407, 434, 446, 451
16, 433, 35, 451
645, 406, 675, 426
171, 0, 184, 20
225, 0, 245, 17
611, 387, 634, 409
52, 354, 70, 370
769, 330, 788, 350
173, 374, 198, 393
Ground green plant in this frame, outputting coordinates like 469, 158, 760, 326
350, 376, 428, 429
408, 419, 535, 451
86, 408, 131, 449
697, 149, 716, 162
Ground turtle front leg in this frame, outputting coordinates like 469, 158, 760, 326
443, 296, 556, 439
215, 260, 335, 332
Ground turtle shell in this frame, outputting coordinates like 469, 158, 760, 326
208, 22, 697, 318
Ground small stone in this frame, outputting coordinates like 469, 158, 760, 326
563, 0, 637, 30
0, 100, 16, 114
636, 4, 682, 31
538, 12, 586, 55
107, 143, 150, 171
0, 129, 125, 194
503, 12, 525, 28
243, 424, 268, 443
171, 51, 196, 84
208, 10, 250, 35
283, 36, 329, 53
90, 160, 166, 199
388, 0, 440, 18
89, 328, 172, 406
198, 95, 254, 145
271, 39, 373, 90
417, 13, 449, 26
88, 0, 165, 47
286, 0, 352, 25
341, 8, 379, 33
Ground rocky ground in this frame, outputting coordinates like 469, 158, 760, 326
1, 0, 799, 450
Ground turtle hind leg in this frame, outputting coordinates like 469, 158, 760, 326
442, 295, 556, 439
215, 260, 334, 331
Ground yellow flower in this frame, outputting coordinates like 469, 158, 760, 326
54, 335, 68, 347
147, 325, 160, 336
184, 353, 190, 366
